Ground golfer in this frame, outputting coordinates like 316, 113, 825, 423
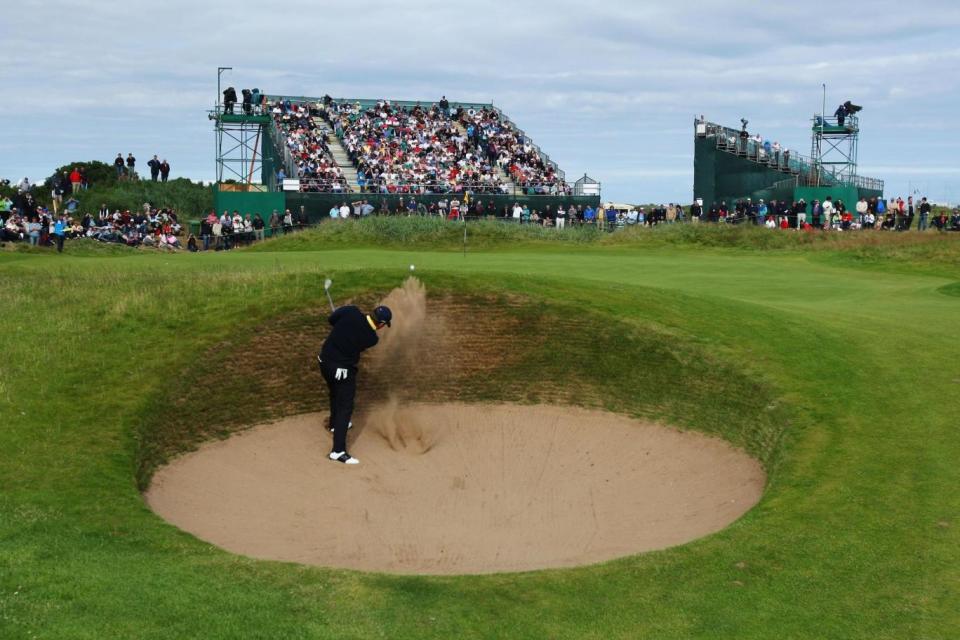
317, 304, 392, 464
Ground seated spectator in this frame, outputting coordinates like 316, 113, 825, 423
268, 100, 348, 193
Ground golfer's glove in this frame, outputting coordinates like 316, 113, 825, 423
335, 368, 349, 381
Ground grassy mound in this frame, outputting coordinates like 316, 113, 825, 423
67, 177, 213, 216
135, 278, 788, 489
252, 215, 960, 258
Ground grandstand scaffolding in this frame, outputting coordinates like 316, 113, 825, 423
210, 107, 275, 190
693, 114, 883, 207
212, 92, 601, 219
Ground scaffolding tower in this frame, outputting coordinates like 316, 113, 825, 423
810, 112, 859, 188
211, 107, 273, 189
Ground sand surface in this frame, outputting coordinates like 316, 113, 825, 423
145, 403, 764, 574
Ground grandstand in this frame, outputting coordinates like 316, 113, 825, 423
693, 113, 883, 208
211, 94, 600, 219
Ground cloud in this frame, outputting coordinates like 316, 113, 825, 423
2, 0, 959, 203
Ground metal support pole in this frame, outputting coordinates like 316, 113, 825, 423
818, 83, 826, 187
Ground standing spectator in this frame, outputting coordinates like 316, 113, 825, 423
269, 209, 281, 236
114, 153, 125, 178
328, 204, 339, 220
903, 200, 915, 231
126, 153, 137, 179
159, 159, 171, 183
821, 197, 834, 229
690, 201, 702, 223
810, 200, 822, 228
51, 179, 65, 214
212, 216, 223, 249
338, 202, 350, 220
283, 208, 294, 232
918, 197, 931, 231
69, 167, 82, 194
53, 215, 66, 253
148, 155, 161, 181
253, 213, 265, 241
855, 198, 868, 227
243, 214, 254, 243
555, 204, 566, 229
220, 209, 233, 249
231, 211, 244, 241
200, 215, 212, 250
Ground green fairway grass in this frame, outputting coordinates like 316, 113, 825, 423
1, 222, 957, 639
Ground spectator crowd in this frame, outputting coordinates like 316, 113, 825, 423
269, 100, 348, 192
693, 195, 957, 231
113, 153, 171, 181
268, 96, 570, 196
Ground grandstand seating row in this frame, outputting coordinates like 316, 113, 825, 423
269, 98, 569, 195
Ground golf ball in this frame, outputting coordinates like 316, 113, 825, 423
410, 264, 416, 271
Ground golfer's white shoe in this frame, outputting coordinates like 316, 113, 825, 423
329, 421, 353, 433
329, 451, 359, 465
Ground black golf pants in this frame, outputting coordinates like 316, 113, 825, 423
320, 360, 356, 453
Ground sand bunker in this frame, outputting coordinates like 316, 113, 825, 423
146, 403, 764, 574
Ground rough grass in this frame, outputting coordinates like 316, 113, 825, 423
62, 177, 212, 217
250, 215, 960, 259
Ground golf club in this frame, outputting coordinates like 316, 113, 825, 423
323, 278, 335, 312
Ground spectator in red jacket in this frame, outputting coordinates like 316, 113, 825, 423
69, 168, 82, 194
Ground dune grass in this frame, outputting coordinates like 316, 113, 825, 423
0, 227, 958, 639
253, 215, 960, 256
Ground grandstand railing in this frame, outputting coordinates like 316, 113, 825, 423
294, 179, 574, 196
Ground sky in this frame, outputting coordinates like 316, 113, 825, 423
3, 0, 960, 205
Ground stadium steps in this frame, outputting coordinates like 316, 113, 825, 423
452, 121, 516, 194
313, 117, 360, 191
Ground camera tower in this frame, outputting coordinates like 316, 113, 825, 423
810, 105, 860, 188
